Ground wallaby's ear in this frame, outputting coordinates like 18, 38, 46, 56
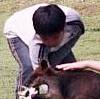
40, 60, 48, 70
32, 60, 48, 77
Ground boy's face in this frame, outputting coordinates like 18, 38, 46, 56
40, 31, 64, 47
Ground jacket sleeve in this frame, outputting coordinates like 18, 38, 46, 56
67, 20, 85, 35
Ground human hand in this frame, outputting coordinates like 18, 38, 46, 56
56, 61, 88, 70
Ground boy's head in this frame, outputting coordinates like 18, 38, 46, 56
33, 4, 66, 47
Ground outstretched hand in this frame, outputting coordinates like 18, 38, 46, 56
56, 61, 88, 70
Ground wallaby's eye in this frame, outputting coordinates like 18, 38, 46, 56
38, 84, 49, 95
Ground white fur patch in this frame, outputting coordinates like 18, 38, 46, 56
39, 84, 48, 94
18, 86, 38, 99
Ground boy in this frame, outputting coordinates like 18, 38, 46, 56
4, 3, 84, 98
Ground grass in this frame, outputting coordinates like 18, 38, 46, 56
73, 31, 100, 60
0, 0, 100, 99
0, 12, 18, 99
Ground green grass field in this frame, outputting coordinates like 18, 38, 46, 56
0, 0, 100, 99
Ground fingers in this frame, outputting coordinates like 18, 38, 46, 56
56, 61, 88, 71
63, 65, 78, 70
56, 64, 67, 69
56, 63, 75, 70
56, 62, 82, 71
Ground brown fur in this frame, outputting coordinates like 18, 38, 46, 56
26, 60, 100, 99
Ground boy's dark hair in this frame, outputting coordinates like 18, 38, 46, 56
32, 4, 66, 36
